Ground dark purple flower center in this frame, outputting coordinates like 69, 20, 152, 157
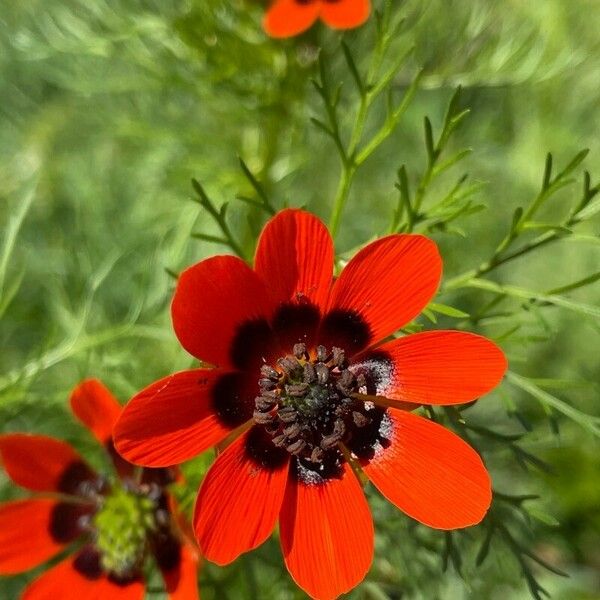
253, 343, 380, 466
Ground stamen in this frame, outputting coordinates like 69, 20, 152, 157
316, 345, 328, 362
93, 485, 157, 578
253, 409, 275, 425
352, 411, 371, 427
287, 439, 307, 455
278, 407, 297, 423
255, 395, 275, 411
315, 363, 329, 385
332, 346, 347, 368
260, 365, 280, 381
286, 383, 309, 397
293, 343, 308, 359
277, 356, 302, 376
253, 343, 381, 467
303, 362, 316, 383
258, 378, 277, 391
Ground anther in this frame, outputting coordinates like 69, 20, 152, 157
320, 433, 340, 450
272, 434, 287, 447
332, 347, 347, 368
286, 382, 309, 397
316, 345, 329, 363
155, 509, 170, 527
315, 363, 329, 384
356, 373, 367, 389
333, 418, 346, 437
310, 447, 324, 462
320, 418, 346, 449
77, 514, 92, 530
278, 407, 297, 423
253, 410, 275, 425
336, 370, 355, 395
259, 378, 277, 391
146, 483, 162, 501
78, 480, 102, 502
352, 411, 371, 427
283, 423, 301, 438
255, 395, 276, 411
303, 362, 317, 384
293, 343, 307, 359
261, 365, 280, 381
287, 439, 307, 455
277, 356, 301, 375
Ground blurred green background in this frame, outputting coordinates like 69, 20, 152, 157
1, 0, 599, 598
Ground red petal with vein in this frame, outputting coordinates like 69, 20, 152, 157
263, 0, 320, 38
171, 255, 273, 367
114, 370, 230, 468
255, 209, 333, 310
372, 331, 507, 405
321, 0, 371, 29
0, 434, 83, 492
21, 554, 145, 600
327, 234, 442, 348
163, 543, 201, 600
362, 409, 492, 529
70, 379, 122, 444
194, 429, 289, 565
0, 500, 64, 574
280, 462, 374, 600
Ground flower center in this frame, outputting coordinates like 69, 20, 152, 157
92, 484, 157, 578
254, 343, 374, 464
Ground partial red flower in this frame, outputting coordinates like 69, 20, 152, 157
264, 0, 370, 38
0, 380, 200, 600
114, 209, 507, 600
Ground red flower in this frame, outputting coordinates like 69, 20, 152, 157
114, 209, 507, 599
0, 380, 200, 600
264, 0, 370, 38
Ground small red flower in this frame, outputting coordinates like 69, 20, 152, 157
264, 0, 370, 38
114, 209, 507, 599
0, 380, 200, 600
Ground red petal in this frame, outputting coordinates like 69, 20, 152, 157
280, 462, 374, 600
194, 428, 289, 565
0, 434, 86, 492
326, 235, 442, 350
263, 0, 320, 38
362, 409, 492, 529
171, 255, 274, 368
0, 500, 65, 574
162, 542, 200, 600
255, 209, 334, 311
114, 370, 231, 468
70, 379, 122, 444
321, 0, 370, 29
366, 331, 507, 405
21, 551, 145, 600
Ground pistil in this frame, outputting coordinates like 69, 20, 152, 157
92, 484, 158, 578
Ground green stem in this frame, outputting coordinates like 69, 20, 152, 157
329, 165, 356, 239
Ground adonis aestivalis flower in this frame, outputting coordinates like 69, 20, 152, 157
114, 209, 507, 599
0, 380, 199, 600
264, 0, 370, 38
